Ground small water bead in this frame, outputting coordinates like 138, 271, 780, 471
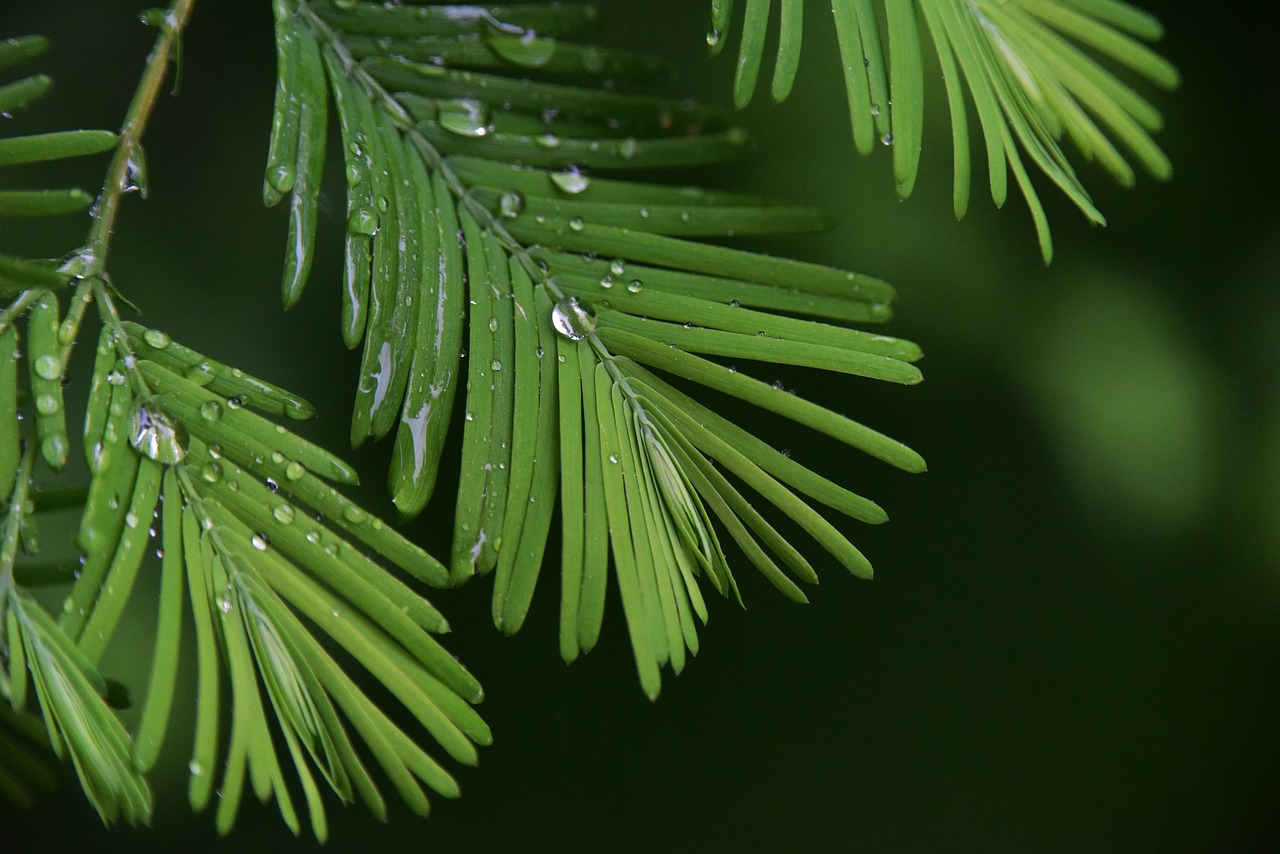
488, 317, 500, 333
617, 138, 639, 159
189, 761, 204, 776
499, 191, 524, 218
536, 132, 561, 148
265, 478, 279, 492
251, 532, 271, 551
491, 359, 503, 371
273, 504, 296, 525
33, 354, 62, 381
551, 168, 590, 194
285, 461, 306, 481
550, 296, 598, 341
706, 27, 722, 47
342, 505, 368, 524
608, 454, 619, 464
347, 207, 380, 236
729, 298, 741, 307
600, 275, 614, 289
142, 328, 171, 349
128, 403, 188, 464
568, 216, 585, 232
880, 133, 894, 146
201, 462, 222, 483
199, 400, 223, 422
626, 279, 643, 294
217, 596, 233, 613
226, 396, 243, 410
271, 451, 285, 465
438, 98, 492, 138
106, 369, 126, 386
609, 259, 626, 276
34, 394, 59, 416
870, 103, 881, 117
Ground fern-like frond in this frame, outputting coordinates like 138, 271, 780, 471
61, 322, 488, 838
713, 0, 1179, 261
1, 14, 486, 832
268, 1, 924, 699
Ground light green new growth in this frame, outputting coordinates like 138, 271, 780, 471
712, 0, 1178, 261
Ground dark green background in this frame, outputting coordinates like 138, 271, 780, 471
2, 1, 1277, 850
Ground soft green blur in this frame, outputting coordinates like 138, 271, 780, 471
1, 1, 1277, 851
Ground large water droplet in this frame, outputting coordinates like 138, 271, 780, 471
347, 206, 380, 236
550, 296, 598, 341
551, 168, 590, 194
438, 98, 492, 137
129, 403, 188, 464
35, 394, 60, 416
33, 354, 62, 381
142, 328, 171, 349
499, 191, 524, 218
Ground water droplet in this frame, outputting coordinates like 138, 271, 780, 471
201, 462, 222, 483
626, 279, 643, 294
142, 328, 171, 349
609, 259, 626, 276
226, 396, 243, 410
880, 132, 894, 146
128, 404, 188, 464
550, 296, 598, 341
870, 103, 881, 117
600, 275, 614, 289
251, 532, 270, 551
608, 454, 619, 464
535, 132, 561, 148
729, 298, 740, 307
491, 359, 503, 371
199, 400, 223, 421
706, 27, 722, 47
273, 504, 295, 525
488, 317, 500, 333
499, 191, 524, 218
34, 394, 60, 416
285, 461, 306, 481
217, 596, 233, 613
438, 98, 492, 137
106, 369, 126, 386
568, 216, 585, 232
617, 138, 639, 159
550, 168, 590, 194
342, 505, 367, 524
347, 206, 380, 236
33, 354, 62, 381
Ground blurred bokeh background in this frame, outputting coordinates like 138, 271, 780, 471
1, 1, 1277, 850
